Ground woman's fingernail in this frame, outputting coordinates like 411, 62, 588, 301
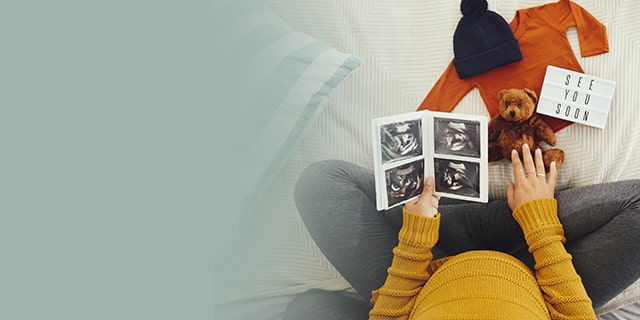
426, 176, 433, 186
551, 161, 556, 168
523, 143, 529, 149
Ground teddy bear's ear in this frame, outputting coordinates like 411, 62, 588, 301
498, 89, 507, 101
524, 88, 538, 104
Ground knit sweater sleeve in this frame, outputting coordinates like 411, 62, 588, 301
512, 199, 597, 320
369, 208, 440, 320
544, 0, 609, 57
417, 61, 475, 113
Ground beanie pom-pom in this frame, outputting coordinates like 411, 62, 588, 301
460, 0, 488, 17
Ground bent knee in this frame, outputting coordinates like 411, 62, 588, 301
295, 160, 352, 198
294, 160, 364, 220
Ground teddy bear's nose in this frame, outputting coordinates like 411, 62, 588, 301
509, 110, 516, 118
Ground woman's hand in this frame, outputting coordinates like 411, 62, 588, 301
506, 144, 557, 210
405, 176, 441, 218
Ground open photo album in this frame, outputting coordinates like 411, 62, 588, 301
372, 110, 488, 210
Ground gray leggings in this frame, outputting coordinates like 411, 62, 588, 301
288, 160, 640, 318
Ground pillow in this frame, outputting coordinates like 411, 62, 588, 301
212, 0, 361, 251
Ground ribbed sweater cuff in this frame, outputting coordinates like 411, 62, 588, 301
399, 208, 440, 247
512, 198, 561, 233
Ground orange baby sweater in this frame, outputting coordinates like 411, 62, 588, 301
418, 0, 608, 133
369, 199, 596, 319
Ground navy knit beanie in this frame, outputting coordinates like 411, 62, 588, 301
453, 0, 522, 79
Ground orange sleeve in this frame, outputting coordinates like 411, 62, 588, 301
417, 61, 476, 112
544, 0, 609, 57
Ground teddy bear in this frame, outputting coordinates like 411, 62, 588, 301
488, 88, 564, 171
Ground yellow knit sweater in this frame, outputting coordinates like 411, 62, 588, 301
369, 199, 597, 320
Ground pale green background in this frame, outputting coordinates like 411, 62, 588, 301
1, 1, 228, 319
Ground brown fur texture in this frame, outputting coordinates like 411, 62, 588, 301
488, 88, 564, 171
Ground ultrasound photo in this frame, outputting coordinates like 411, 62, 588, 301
434, 158, 480, 198
380, 119, 423, 163
373, 111, 487, 208
385, 160, 424, 207
433, 118, 481, 158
